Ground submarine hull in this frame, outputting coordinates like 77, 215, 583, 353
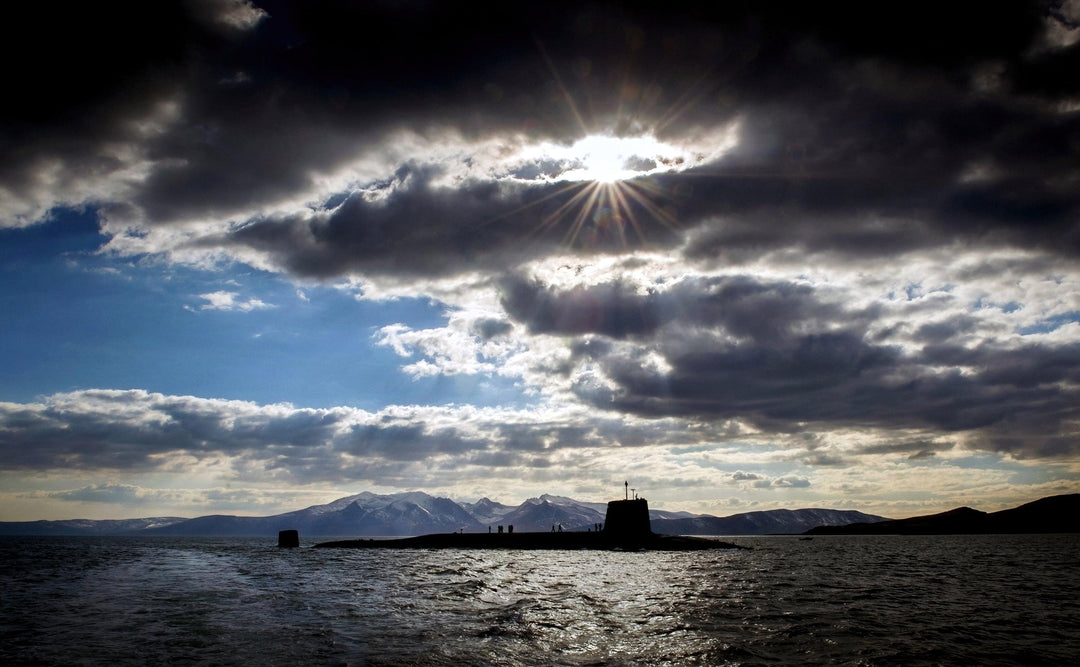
314, 532, 742, 551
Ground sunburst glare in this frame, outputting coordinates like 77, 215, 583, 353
518, 133, 716, 184
499, 127, 738, 248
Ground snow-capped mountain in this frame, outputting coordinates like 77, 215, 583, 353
459, 494, 611, 531
459, 497, 515, 525
494, 497, 605, 532
141, 491, 482, 537
528, 494, 609, 515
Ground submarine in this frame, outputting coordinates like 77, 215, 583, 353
308, 492, 743, 551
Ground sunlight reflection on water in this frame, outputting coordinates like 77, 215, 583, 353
2, 534, 1078, 665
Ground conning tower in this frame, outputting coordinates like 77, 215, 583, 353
603, 497, 651, 539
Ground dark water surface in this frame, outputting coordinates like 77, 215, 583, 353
2, 534, 1077, 665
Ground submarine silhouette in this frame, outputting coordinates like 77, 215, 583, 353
310, 496, 742, 551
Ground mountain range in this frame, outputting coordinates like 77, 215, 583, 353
11, 492, 1076, 538
0, 491, 888, 537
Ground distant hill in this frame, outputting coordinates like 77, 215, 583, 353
805, 494, 1080, 535
0, 517, 185, 536
652, 508, 888, 536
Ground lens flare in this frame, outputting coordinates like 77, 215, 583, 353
520, 133, 697, 184
487, 126, 737, 250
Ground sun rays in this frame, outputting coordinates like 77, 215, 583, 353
462, 37, 741, 253
496, 130, 734, 249
527, 134, 692, 184
532, 175, 682, 248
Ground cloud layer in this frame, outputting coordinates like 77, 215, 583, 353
6, 2, 1077, 263
2, 1, 1079, 516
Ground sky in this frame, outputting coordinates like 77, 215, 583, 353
2, 0, 1079, 521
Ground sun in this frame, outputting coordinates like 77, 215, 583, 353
521, 133, 692, 184
510, 134, 694, 245
493, 127, 737, 248
563, 135, 669, 183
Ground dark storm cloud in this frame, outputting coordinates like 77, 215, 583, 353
237, 0, 1076, 269
914, 316, 984, 344
500, 275, 664, 338
206, 0, 1080, 273
1, 0, 270, 224
856, 440, 956, 457
584, 334, 1080, 458
212, 167, 678, 279
2, 1, 1074, 266
500, 273, 856, 342
340, 422, 489, 462
470, 318, 513, 340
597, 331, 898, 417
908, 450, 939, 460
646, 1, 1080, 263
497, 275, 1080, 458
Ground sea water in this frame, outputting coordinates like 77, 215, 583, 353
2, 534, 1078, 665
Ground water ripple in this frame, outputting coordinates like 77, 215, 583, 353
2, 535, 1079, 665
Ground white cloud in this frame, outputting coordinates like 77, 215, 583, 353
195, 290, 274, 312
2, 389, 1076, 519
374, 309, 523, 379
